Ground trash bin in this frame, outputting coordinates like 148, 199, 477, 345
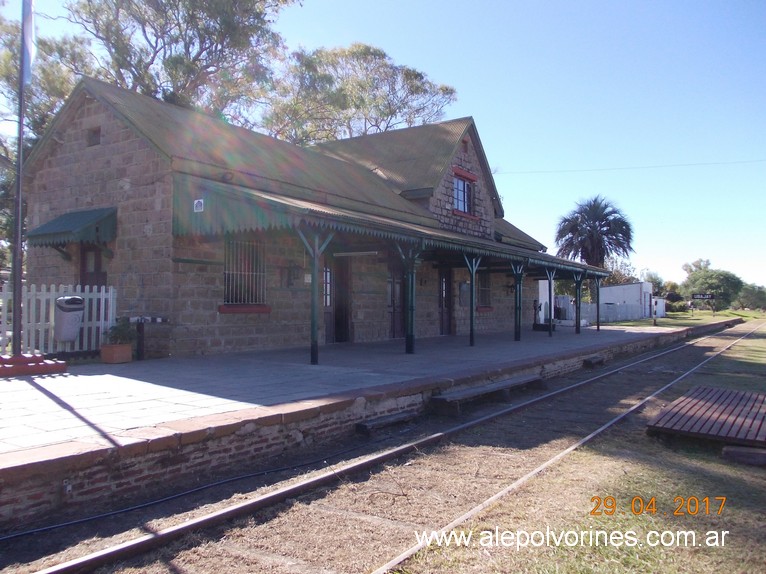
54, 296, 84, 342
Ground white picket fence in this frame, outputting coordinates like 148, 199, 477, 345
0, 284, 117, 355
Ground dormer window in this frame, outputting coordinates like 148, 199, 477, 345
453, 176, 472, 213
452, 166, 478, 214
86, 126, 101, 147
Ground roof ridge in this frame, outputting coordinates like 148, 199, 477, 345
70, 77, 440, 229
313, 116, 475, 147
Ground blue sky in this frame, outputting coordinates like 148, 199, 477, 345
4, 0, 765, 286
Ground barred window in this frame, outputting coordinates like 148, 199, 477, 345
453, 176, 472, 213
224, 237, 266, 304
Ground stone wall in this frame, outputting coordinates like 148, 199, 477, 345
429, 134, 494, 239
452, 271, 537, 335
25, 94, 535, 357
170, 231, 315, 355
0, 389, 425, 531
343, 254, 393, 343
26, 95, 176, 356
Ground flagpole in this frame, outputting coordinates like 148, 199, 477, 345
3, 2, 65, 374
12, 2, 31, 357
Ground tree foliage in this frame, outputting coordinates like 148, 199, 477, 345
1, 13, 97, 143
682, 258, 710, 275
555, 195, 634, 268
1, 11, 98, 251
601, 256, 638, 286
681, 265, 743, 311
4, 5, 455, 142
62, 0, 294, 115
734, 283, 766, 310
641, 271, 664, 295
664, 280, 680, 294
261, 43, 457, 144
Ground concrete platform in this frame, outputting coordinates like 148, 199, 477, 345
0, 320, 740, 531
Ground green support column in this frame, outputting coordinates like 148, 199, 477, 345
297, 228, 334, 364
396, 242, 422, 354
511, 262, 525, 341
464, 255, 481, 347
573, 271, 584, 334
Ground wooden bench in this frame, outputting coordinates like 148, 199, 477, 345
355, 411, 420, 436
430, 373, 542, 416
647, 386, 766, 448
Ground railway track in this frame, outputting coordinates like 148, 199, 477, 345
4, 320, 763, 574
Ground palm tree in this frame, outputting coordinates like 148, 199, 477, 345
555, 195, 633, 268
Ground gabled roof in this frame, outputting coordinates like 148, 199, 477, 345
494, 218, 547, 252
314, 117, 504, 218
27, 77, 437, 230
27, 78, 608, 278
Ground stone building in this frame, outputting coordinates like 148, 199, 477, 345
24, 78, 607, 361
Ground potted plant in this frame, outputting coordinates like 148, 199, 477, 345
100, 318, 136, 363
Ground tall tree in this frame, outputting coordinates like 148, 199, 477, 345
554, 195, 634, 268
1, 14, 96, 142
642, 270, 664, 295
681, 266, 743, 311
1, 11, 97, 247
735, 283, 766, 310
261, 43, 457, 144
663, 280, 683, 302
63, 0, 294, 115
682, 258, 711, 275
601, 256, 638, 286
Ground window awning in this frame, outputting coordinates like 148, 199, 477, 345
27, 207, 117, 247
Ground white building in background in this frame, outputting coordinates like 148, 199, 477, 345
599, 281, 655, 317
539, 280, 666, 326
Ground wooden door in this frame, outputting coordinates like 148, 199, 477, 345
388, 263, 405, 339
323, 263, 335, 344
439, 268, 453, 335
334, 258, 351, 343
80, 244, 107, 286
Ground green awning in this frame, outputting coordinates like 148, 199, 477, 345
27, 207, 117, 246
171, 174, 609, 279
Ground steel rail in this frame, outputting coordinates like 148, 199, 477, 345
34, 322, 762, 574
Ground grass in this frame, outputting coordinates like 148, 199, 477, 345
404, 442, 766, 574
399, 321, 766, 574
608, 309, 766, 329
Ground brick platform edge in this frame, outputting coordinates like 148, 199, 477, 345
0, 319, 743, 532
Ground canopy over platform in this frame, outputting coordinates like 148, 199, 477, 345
172, 172, 607, 282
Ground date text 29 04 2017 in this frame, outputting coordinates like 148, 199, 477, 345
590, 495, 727, 516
